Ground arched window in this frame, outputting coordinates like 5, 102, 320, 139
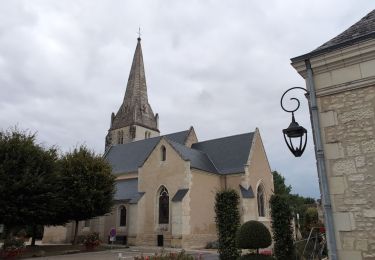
117, 131, 124, 144
159, 186, 169, 224
145, 131, 148, 139
161, 146, 166, 161
119, 206, 127, 227
148, 132, 151, 138
257, 185, 265, 217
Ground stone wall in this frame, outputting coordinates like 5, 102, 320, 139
319, 86, 375, 259
292, 37, 375, 260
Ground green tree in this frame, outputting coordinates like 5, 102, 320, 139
270, 194, 295, 260
236, 220, 272, 256
0, 129, 65, 246
214, 189, 241, 260
272, 171, 291, 196
59, 146, 115, 244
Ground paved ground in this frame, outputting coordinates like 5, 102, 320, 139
24, 246, 219, 260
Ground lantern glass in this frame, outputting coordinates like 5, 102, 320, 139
282, 118, 307, 157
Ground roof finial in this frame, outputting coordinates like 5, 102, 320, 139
137, 27, 141, 41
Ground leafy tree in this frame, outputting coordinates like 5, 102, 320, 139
0, 129, 65, 246
272, 171, 317, 238
236, 220, 272, 254
59, 146, 115, 244
272, 171, 291, 196
270, 194, 295, 260
214, 189, 241, 260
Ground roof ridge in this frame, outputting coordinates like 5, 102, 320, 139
195, 132, 254, 145
166, 139, 220, 174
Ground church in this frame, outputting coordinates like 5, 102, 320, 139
43, 37, 273, 248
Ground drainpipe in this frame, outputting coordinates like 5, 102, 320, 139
304, 59, 338, 260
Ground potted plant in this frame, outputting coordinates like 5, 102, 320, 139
83, 232, 100, 250
1, 238, 25, 259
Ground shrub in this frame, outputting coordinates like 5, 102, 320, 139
1, 238, 25, 258
83, 232, 100, 249
236, 221, 272, 251
239, 254, 275, 260
270, 195, 295, 260
214, 189, 241, 260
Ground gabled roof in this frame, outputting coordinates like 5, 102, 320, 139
105, 130, 190, 175
292, 10, 375, 62
106, 129, 254, 175
192, 133, 254, 174
168, 140, 218, 173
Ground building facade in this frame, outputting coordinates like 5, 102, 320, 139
292, 10, 375, 260
43, 37, 273, 248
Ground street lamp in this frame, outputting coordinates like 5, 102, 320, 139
280, 87, 308, 157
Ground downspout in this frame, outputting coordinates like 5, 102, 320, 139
305, 59, 338, 260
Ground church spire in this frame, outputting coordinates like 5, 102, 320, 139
110, 37, 159, 132
106, 37, 159, 150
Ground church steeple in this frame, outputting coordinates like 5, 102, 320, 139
105, 38, 159, 150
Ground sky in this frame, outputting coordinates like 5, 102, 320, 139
0, 1, 373, 198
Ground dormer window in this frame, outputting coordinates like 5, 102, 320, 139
161, 146, 166, 161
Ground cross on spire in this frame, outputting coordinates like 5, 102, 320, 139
137, 27, 141, 41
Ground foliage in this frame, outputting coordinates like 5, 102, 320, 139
272, 171, 291, 196
239, 254, 275, 260
270, 194, 295, 260
1, 238, 25, 258
272, 171, 317, 238
83, 232, 100, 249
58, 145, 115, 244
214, 189, 241, 260
134, 249, 196, 260
236, 221, 271, 250
303, 207, 319, 235
0, 128, 65, 243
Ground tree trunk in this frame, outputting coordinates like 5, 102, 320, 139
73, 220, 79, 245
31, 225, 37, 247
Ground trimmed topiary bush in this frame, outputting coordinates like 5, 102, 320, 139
270, 195, 295, 260
237, 220, 272, 251
214, 189, 241, 260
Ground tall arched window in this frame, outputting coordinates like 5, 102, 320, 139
257, 185, 265, 217
119, 206, 127, 226
145, 131, 148, 139
117, 131, 124, 144
159, 186, 169, 224
161, 146, 166, 161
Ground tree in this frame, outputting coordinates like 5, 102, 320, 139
272, 171, 291, 196
214, 189, 241, 260
236, 220, 272, 255
59, 146, 115, 244
0, 129, 65, 246
270, 195, 295, 260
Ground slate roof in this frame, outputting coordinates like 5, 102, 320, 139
192, 133, 254, 174
171, 189, 189, 202
114, 178, 143, 203
292, 9, 375, 62
106, 129, 254, 175
105, 130, 190, 175
239, 185, 255, 198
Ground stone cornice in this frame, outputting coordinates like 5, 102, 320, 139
316, 75, 375, 97
291, 38, 375, 78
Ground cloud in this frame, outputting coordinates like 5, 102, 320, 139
0, 0, 373, 198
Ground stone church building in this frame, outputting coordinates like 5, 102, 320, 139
43, 37, 273, 248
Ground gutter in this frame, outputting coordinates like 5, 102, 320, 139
304, 59, 338, 260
